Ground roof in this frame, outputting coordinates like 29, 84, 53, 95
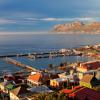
10, 86, 28, 96
52, 77, 68, 82
80, 74, 94, 83
61, 86, 100, 100
69, 87, 100, 100
0, 82, 15, 90
30, 85, 53, 93
80, 61, 100, 70
6, 84, 14, 90
61, 86, 83, 94
27, 73, 42, 83
61, 89, 73, 94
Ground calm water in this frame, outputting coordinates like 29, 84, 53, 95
0, 33, 100, 73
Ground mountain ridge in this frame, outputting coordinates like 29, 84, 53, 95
53, 21, 100, 34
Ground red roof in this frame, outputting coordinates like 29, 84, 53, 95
27, 73, 42, 82
62, 89, 73, 94
70, 87, 100, 100
80, 61, 100, 70
73, 86, 82, 90
61, 86, 100, 100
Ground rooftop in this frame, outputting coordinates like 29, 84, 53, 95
80, 74, 94, 83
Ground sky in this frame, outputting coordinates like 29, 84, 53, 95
0, 0, 100, 32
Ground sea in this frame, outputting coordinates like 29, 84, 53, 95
0, 33, 100, 74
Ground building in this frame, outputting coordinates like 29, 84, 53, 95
50, 74, 78, 88
9, 85, 29, 100
27, 72, 42, 86
77, 61, 100, 79
80, 74, 100, 89
77, 61, 100, 73
69, 87, 100, 100
4, 73, 26, 85
50, 77, 68, 88
61, 86, 100, 100
0, 82, 15, 93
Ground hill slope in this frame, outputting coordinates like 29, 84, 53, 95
53, 21, 100, 34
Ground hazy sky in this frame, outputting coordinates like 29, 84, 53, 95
0, 0, 100, 32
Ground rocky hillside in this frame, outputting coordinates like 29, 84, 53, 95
53, 21, 100, 33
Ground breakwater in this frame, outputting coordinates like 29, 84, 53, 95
4, 57, 38, 71
0, 50, 82, 59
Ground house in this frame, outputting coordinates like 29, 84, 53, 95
58, 72, 67, 78
4, 73, 26, 85
4, 74, 14, 82
77, 61, 100, 73
0, 82, 15, 93
61, 86, 100, 100
77, 61, 100, 79
10, 85, 29, 100
50, 77, 69, 88
50, 73, 80, 88
27, 72, 42, 86
80, 74, 100, 89
27, 72, 51, 86
27, 71, 60, 86
50, 77, 68, 87
69, 87, 100, 100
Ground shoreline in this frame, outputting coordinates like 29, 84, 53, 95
51, 31, 100, 35
0, 31, 100, 35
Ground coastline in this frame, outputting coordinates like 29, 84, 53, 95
51, 31, 100, 35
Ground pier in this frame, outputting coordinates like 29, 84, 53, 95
0, 50, 83, 59
4, 57, 38, 72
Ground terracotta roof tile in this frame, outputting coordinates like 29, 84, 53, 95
71, 87, 100, 100
27, 73, 42, 82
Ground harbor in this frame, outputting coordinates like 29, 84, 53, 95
0, 44, 99, 73
0, 0, 100, 99
0, 50, 82, 59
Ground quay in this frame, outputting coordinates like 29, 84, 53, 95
0, 51, 82, 59
0, 43, 99, 59
4, 57, 38, 72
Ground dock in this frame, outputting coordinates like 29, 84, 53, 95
4, 57, 38, 72
0, 51, 83, 59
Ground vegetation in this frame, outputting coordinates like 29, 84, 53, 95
38, 92, 71, 100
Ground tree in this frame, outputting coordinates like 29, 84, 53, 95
38, 93, 46, 100
60, 63, 64, 67
48, 64, 53, 69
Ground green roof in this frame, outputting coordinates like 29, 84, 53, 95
6, 84, 14, 90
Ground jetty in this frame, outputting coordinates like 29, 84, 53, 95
4, 57, 38, 72
0, 50, 82, 59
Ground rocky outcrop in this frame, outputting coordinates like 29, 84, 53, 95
53, 21, 100, 33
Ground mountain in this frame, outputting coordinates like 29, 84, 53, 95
53, 21, 100, 34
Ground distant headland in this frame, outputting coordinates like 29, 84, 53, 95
53, 21, 100, 34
